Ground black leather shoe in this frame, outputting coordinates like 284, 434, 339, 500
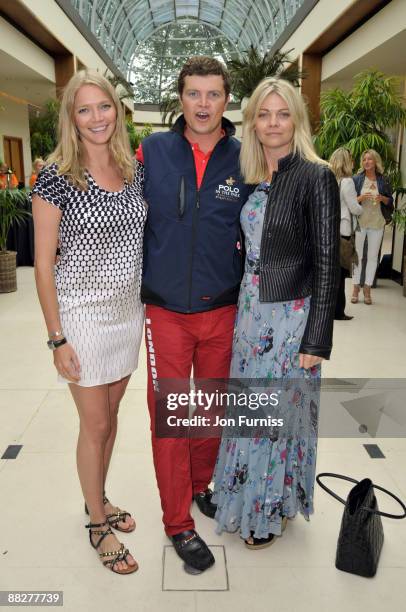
334, 315, 354, 320
193, 488, 217, 519
170, 530, 215, 571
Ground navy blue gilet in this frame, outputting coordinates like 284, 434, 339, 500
141, 115, 251, 313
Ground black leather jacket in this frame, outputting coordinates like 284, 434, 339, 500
259, 153, 340, 360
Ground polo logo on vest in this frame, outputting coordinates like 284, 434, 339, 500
216, 176, 240, 201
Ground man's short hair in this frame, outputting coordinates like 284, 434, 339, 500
178, 56, 231, 98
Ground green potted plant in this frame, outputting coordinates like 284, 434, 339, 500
126, 120, 153, 153
226, 46, 304, 104
0, 188, 31, 293
315, 69, 406, 187
29, 99, 59, 160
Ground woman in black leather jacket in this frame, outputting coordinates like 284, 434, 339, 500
212, 78, 340, 549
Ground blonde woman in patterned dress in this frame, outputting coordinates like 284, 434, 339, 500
212, 78, 340, 548
32, 71, 146, 574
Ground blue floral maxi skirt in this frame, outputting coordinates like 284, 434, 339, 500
212, 183, 321, 540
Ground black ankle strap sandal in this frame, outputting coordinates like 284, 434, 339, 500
85, 520, 138, 575
84, 493, 136, 533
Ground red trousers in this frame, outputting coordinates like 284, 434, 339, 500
145, 304, 236, 536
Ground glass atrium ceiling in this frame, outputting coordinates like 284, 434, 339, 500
70, 0, 306, 103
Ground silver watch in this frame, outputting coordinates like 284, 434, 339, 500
48, 330, 64, 339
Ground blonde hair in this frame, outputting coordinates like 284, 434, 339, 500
329, 147, 353, 181
32, 158, 44, 171
240, 77, 327, 184
358, 149, 384, 175
47, 70, 133, 189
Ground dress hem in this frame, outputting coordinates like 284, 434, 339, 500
215, 505, 314, 540
57, 363, 138, 387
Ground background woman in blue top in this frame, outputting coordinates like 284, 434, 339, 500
351, 149, 393, 305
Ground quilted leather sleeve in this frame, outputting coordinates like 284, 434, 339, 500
299, 165, 340, 359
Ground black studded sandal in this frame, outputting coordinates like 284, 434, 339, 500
85, 520, 138, 575
85, 494, 135, 533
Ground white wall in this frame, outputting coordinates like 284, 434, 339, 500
20, 0, 111, 73
0, 16, 55, 82
322, 0, 406, 81
0, 98, 32, 187
280, 0, 356, 58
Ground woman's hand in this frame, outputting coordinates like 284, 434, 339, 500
357, 193, 371, 203
299, 353, 324, 369
53, 343, 81, 383
375, 194, 389, 205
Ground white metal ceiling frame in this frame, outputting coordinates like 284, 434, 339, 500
79, 0, 290, 72
117, 9, 253, 70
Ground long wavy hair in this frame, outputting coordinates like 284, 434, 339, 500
358, 149, 384, 175
329, 147, 353, 181
47, 70, 134, 189
240, 77, 327, 184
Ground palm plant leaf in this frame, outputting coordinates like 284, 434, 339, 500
159, 77, 182, 127
315, 69, 406, 189
226, 46, 305, 101
160, 94, 182, 127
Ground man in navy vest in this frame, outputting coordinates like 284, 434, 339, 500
136, 56, 250, 572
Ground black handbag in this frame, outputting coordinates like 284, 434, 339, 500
316, 473, 406, 578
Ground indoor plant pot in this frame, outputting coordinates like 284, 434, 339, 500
0, 188, 31, 293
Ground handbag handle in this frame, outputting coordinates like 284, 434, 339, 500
316, 472, 406, 519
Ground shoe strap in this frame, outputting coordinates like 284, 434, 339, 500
107, 510, 130, 525
101, 544, 132, 571
85, 520, 108, 529
86, 522, 113, 549
99, 544, 127, 559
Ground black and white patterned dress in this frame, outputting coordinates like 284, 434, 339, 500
32, 163, 146, 387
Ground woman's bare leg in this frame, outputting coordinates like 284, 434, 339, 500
102, 375, 135, 530
103, 375, 130, 481
69, 382, 136, 571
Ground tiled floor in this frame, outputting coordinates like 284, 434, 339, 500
0, 267, 405, 612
